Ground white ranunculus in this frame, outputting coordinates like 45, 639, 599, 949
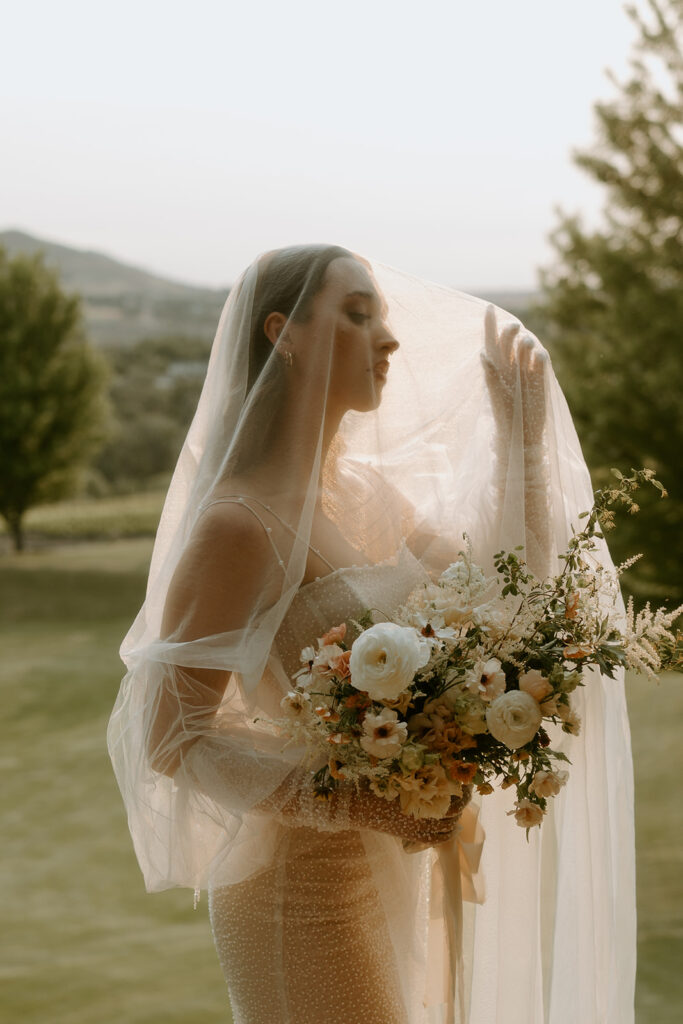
349, 622, 430, 701
359, 707, 408, 759
485, 690, 542, 749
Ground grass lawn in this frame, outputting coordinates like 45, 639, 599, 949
1, 539, 230, 1024
1, 536, 681, 1022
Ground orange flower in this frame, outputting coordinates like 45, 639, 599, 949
501, 775, 519, 790
319, 622, 347, 647
563, 643, 593, 660
431, 722, 477, 755
345, 692, 371, 710
315, 705, 340, 723
327, 732, 354, 745
565, 591, 580, 619
446, 760, 478, 784
328, 757, 347, 780
330, 649, 352, 679
476, 782, 494, 795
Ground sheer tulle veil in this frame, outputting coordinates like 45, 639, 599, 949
107, 244, 636, 1023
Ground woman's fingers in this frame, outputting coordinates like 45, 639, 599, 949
483, 304, 550, 385
484, 304, 521, 371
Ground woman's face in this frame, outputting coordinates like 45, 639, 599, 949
295, 255, 399, 414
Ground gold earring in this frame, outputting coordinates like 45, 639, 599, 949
283, 348, 293, 367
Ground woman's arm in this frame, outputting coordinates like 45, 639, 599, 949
481, 305, 553, 579
148, 502, 278, 776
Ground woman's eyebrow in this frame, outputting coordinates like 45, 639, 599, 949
345, 289, 389, 319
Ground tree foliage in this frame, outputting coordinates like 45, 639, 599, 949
0, 246, 108, 550
532, 0, 683, 602
93, 335, 210, 491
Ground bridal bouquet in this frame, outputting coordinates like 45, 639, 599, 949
274, 470, 682, 833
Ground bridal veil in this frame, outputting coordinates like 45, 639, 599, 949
108, 244, 636, 1023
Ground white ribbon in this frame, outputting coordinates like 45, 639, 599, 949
435, 803, 486, 1024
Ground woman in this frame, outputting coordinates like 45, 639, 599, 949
108, 245, 636, 1023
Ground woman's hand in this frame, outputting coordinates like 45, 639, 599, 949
481, 303, 549, 449
350, 784, 472, 847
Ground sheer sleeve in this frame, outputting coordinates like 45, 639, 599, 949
152, 499, 355, 827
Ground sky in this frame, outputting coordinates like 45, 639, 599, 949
1, 0, 648, 292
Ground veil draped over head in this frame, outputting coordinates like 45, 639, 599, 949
108, 245, 635, 1023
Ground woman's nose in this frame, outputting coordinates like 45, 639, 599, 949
378, 322, 400, 353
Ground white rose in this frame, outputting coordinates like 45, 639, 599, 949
528, 769, 569, 798
508, 797, 545, 829
359, 707, 408, 759
486, 691, 542, 749
349, 622, 430, 701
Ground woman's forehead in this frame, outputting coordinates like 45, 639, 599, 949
324, 257, 384, 309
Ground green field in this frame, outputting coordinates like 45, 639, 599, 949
1, 533, 681, 1023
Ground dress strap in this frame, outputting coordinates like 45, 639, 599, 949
198, 494, 336, 572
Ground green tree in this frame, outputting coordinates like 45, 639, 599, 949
94, 334, 210, 490
0, 246, 108, 550
533, 0, 683, 602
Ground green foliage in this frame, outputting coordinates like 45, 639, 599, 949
0, 246, 109, 550
532, 0, 683, 602
94, 334, 210, 490
0, 489, 165, 542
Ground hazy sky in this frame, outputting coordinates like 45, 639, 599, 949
2, 0, 646, 291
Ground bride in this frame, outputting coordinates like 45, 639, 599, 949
108, 245, 636, 1023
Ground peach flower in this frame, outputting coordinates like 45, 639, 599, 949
319, 622, 347, 647
508, 798, 544, 829
529, 769, 569, 798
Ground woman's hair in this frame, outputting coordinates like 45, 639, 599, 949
230, 244, 353, 474
247, 244, 353, 393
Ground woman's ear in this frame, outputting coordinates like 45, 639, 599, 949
263, 311, 288, 346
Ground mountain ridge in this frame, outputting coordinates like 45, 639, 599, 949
0, 228, 228, 347
0, 228, 540, 347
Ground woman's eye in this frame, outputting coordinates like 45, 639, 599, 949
348, 312, 370, 325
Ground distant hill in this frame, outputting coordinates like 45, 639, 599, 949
0, 229, 228, 347
0, 228, 540, 347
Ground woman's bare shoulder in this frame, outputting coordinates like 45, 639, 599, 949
189, 497, 279, 571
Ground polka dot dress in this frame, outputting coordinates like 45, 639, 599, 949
209, 546, 428, 1023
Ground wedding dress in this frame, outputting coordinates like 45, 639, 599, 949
206, 528, 429, 1023
107, 245, 636, 1023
